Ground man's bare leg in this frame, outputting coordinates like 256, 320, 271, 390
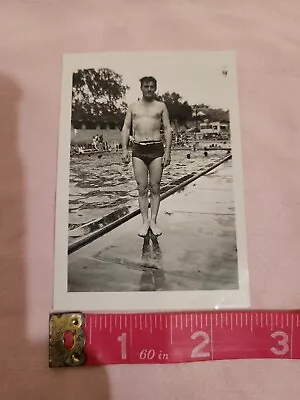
132, 157, 150, 236
149, 157, 163, 236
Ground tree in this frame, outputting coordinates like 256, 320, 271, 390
157, 92, 193, 125
156, 91, 193, 139
206, 108, 229, 123
71, 68, 129, 124
191, 104, 229, 124
191, 105, 207, 129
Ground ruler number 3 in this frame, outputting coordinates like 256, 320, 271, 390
191, 331, 210, 358
271, 331, 289, 356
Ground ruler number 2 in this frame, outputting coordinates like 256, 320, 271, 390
191, 331, 210, 358
271, 331, 289, 356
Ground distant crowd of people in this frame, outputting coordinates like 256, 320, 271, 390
70, 131, 229, 156
70, 134, 126, 156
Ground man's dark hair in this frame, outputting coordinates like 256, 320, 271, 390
140, 76, 157, 89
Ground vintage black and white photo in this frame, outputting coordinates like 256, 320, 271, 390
53, 51, 250, 311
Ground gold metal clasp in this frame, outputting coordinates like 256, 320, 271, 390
49, 312, 86, 368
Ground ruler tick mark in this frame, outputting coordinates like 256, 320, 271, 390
190, 314, 193, 332
114, 315, 117, 328
250, 314, 253, 331
235, 313, 238, 327
155, 314, 157, 328
89, 318, 92, 345
175, 315, 178, 328
125, 315, 127, 328
100, 316, 102, 331
105, 315, 107, 329
260, 313, 263, 328
110, 315, 112, 333
225, 313, 228, 327
221, 313, 223, 328
297, 314, 299, 327
271, 313, 274, 330
205, 314, 208, 327
275, 313, 278, 327
120, 315, 122, 330
170, 315, 173, 345
210, 314, 214, 360
150, 314, 153, 333
245, 313, 248, 326
240, 313, 243, 328
286, 314, 289, 327
185, 313, 188, 328
255, 313, 258, 326
180, 314, 183, 330
94, 316, 97, 328
130, 315, 133, 346
216, 314, 218, 327
195, 313, 198, 327
281, 314, 284, 329
291, 314, 294, 359
145, 314, 147, 329
230, 314, 233, 330
200, 314, 203, 328
135, 315, 137, 329
265, 313, 268, 327
140, 314, 142, 330
165, 315, 168, 329
160, 314, 162, 330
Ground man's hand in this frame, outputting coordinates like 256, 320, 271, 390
162, 151, 171, 168
122, 149, 130, 164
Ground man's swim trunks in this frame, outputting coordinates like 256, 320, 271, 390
132, 140, 164, 166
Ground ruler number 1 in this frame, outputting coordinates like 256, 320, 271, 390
118, 333, 127, 360
271, 331, 289, 356
191, 331, 210, 358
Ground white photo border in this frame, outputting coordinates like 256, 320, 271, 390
53, 51, 250, 312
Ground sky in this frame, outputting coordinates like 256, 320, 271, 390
72, 51, 238, 110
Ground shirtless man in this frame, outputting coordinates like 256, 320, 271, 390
121, 76, 172, 237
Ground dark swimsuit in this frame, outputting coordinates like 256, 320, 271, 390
132, 140, 164, 166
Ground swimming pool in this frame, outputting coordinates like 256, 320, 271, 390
68, 148, 229, 230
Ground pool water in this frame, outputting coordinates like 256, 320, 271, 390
68, 148, 228, 230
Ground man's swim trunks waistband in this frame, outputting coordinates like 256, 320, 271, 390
133, 140, 163, 146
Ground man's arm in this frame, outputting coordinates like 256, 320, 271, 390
121, 105, 132, 151
162, 103, 172, 155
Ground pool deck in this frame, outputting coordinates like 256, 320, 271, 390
68, 159, 238, 292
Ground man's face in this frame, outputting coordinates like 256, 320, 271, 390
141, 81, 156, 99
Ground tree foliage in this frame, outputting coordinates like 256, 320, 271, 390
205, 108, 229, 123
71, 68, 129, 122
156, 91, 193, 126
192, 104, 229, 123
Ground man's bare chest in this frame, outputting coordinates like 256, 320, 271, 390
132, 104, 162, 120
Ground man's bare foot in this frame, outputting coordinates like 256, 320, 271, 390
138, 222, 150, 237
150, 220, 162, 236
